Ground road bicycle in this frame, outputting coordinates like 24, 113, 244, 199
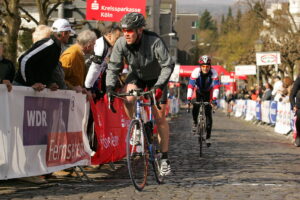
188, 101, 212, 157
109, 89, 163, 191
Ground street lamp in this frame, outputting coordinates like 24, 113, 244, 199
255, 39, 263, 87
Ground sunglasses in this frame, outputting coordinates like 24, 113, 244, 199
122, 29, 135, 34
201, 65, 210, 68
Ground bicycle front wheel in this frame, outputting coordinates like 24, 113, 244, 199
126, 119, 149, 191
198, 123, 204, 157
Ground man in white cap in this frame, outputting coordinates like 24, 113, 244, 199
51, 18, 75, 52
14, 18, 74, 91
50, 18, 76, 90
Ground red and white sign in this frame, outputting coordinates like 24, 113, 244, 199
256, 51, 281, 66
221, 75, 234, 83
235, 65, 256, 76
86, 0, 146, 22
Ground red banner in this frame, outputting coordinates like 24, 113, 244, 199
86, 0, 146, 22
90, 96, 130, 165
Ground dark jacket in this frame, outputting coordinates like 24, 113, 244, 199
0, 57, 15, 82
14, 35, 61, 86
106, 30, 174, 89
290, 76, 300, 109
261, 89, 272, 101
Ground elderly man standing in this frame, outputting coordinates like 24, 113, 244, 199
60, 30, 97, 93
14, 18, 75, 91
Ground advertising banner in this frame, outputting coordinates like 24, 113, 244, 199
86, 0, 146, 22
235, 100, 245, 118
269, 101, 277, 125
256, 51, 281, 66
245, 100, 256, 121
275, 102, 292, 134
235, 65, 256, 76
0, 86, 91, 180
261, 101, 270, 123
256, 102, 261, 121
90, 97, 129, 165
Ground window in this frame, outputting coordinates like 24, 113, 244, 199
191, 34, 196, 41
191, 21, 197, 28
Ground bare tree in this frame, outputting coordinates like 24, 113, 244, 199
237, 0, 300, 80
0, 0, 21, 65
19, 0, 71, 25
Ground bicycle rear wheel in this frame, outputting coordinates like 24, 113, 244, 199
151, 134, 164, 184
126, 119, 149, 191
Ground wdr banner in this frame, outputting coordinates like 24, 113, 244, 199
0, 85, 92, 179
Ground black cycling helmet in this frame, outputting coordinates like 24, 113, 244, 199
198, 55, 211, 65
121, 12, 146, 29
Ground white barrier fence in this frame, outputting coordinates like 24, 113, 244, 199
220, 99, 294, 135
0, 85, 92, 180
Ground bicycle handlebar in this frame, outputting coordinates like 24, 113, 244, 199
186, 101, 216, 113
108, 89, 161, 113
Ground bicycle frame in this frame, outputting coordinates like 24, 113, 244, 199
193, 101, 211, 157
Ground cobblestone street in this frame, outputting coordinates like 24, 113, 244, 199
1, 109, 300, 200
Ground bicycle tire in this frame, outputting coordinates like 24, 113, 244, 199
198, 106, 206, 157
151, 134, 164, 184
126, 119, 149, 191
198, 123, 204, 157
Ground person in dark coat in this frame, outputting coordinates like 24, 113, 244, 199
0, 42, 15, 92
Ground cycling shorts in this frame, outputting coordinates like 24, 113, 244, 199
125, 73, 168, 104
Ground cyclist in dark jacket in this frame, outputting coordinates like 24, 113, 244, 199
106, 12, 174, 176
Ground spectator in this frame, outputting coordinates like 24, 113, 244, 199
51, 18, 76, 90
14, 30, 61, 91
91, 28, 101, 39
255, 85, 263, 101
272, 76, 284, 101
85, 24, 122, 99
290, 72, 300, 146
32, 25, 51, 43
281, 76, 293, 103
60, 30, 97, 92
261, 82, 273, 101
51, 18, 75, 52
0, 42, 14, 92
250, 89, 257, 100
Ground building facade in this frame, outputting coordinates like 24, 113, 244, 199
174, 13, 199, 64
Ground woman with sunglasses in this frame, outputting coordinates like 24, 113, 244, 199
186, 55, 220, 146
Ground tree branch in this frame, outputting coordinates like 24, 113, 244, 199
47, 2, 62, 18
18, 6, 39, 25
3, 0, 12, 16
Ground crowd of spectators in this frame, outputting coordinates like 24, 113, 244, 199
228, 75, 295, 104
